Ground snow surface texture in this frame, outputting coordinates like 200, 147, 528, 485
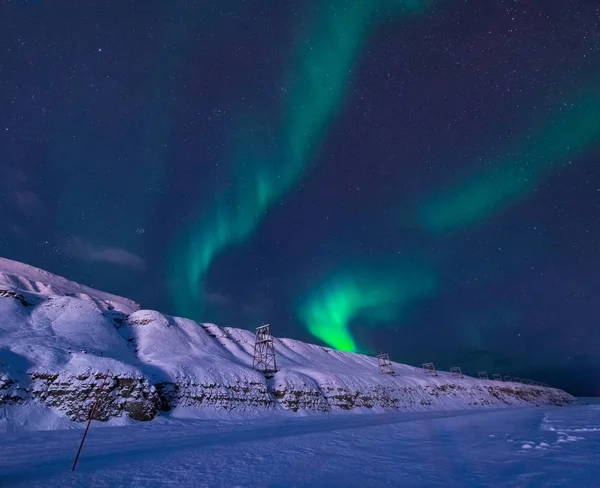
0, 257, 573, 430
1, 402, 598, 487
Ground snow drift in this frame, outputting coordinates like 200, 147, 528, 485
0, 257, 573, 429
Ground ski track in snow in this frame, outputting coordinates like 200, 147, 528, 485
0, 402, 598, 487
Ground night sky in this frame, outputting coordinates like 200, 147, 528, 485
2, 1, 599, 395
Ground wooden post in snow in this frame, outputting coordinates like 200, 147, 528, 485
71, 371, 110, 472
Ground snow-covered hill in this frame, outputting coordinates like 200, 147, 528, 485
0, 257, 573, 430
0, 257, 139, 315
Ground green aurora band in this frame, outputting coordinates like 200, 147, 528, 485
297, 265, 436, 352
170, 0, 431, 319
418, 86, 600, 232
298, 83, 600, 352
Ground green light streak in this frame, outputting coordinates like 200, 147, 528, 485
297, 264, 435, 352
418, 88, 600, 232
170, 1, 432, 318
296, 21, 598, 352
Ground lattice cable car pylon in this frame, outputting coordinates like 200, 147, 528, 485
252, 324, 277, 374
377, 353, 394, 375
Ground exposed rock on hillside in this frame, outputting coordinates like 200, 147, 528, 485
0, 257, 574, 426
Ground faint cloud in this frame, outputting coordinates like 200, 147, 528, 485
205, 291, 232, 307
242, 302, 270, 318
66, 237, 146, 270
1, 168, 45, 220
15, 190, 44, 216
242, 285, 274, 319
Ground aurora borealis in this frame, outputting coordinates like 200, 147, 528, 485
2, 1, 599, 395
297, 259, 436, 351
168, 0, 431, 319
418, 81, 600, 233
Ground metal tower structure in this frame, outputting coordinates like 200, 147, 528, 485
422, 362, 437, 376
492, 373, 502, 381
478, 371, 489, 380
450, 366, 463, 378
252, 324, 277, 374
377, 353, 394, 375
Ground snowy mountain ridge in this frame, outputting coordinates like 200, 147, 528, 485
0, 257, 140, 315
0, 257, 573, 431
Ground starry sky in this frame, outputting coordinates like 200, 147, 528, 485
2, 0, 599, 395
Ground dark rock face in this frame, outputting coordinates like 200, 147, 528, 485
270, 383, 574, 412
155, 380, 274, 412
0, 373, 25, 404
0, 290, 33, 307
7, 372, 162, 422
271, 387, 329, 412
0, 371, 574, 423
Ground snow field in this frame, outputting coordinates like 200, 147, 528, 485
0, 404, 598, 487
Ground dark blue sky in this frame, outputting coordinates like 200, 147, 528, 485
1, 0, 599, 395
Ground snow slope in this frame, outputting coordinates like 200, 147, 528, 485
0, 257, 573, 430
1, 403, 598, 487
0, 257, 139, 315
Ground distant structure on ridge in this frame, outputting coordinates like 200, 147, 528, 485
377, 353, 394, 375
422, 362, 437, 376
478, 371, 489, 380
252, 324, 277, 375
450, 366, 463, 378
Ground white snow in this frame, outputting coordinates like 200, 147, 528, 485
0, 256, 574, 429
0, 403, 598, 487
0, 257, 139, 315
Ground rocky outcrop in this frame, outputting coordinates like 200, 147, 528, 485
1, 372, 160, 422
0, 289, 33, 307
272, 386, 330, 412
155, 380, 273, 412
0, 373, 26, 405
0, 257, 576, 425
0, 370, 574, 423
271, 382, 573, 412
